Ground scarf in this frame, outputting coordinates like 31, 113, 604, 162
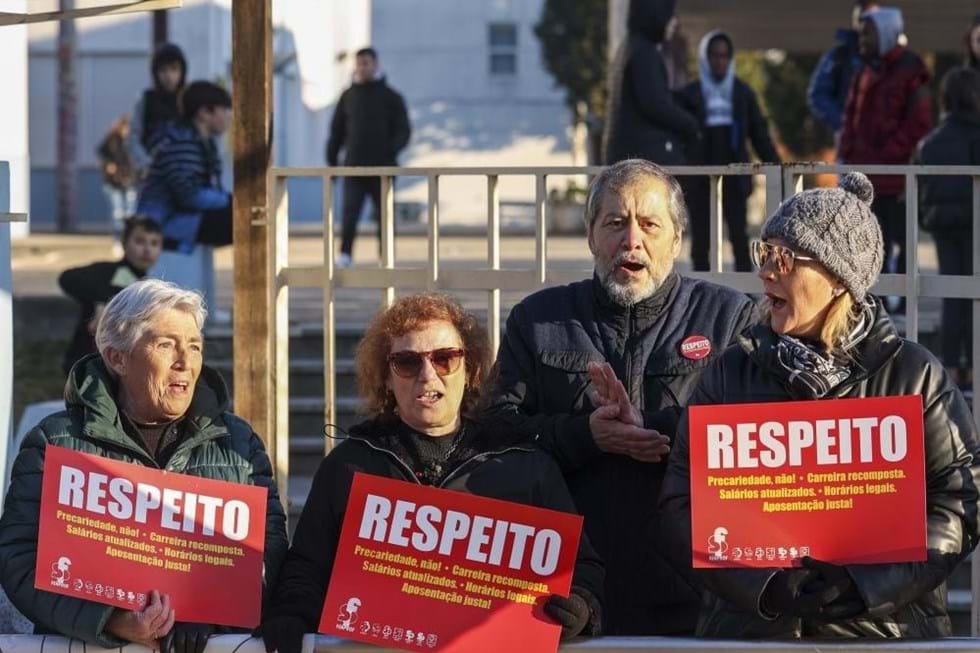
772, 301, 874, 398
698, 30, 735, 127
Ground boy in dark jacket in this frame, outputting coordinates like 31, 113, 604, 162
136, 81, 232, 254
128, 43, 187, 174
678, 30, 780, 272
58, 216, 162, 375
327, 47, 411, 268
916, 67, 980, 389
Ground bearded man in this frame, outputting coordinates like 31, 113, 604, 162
485, 158, 755, 636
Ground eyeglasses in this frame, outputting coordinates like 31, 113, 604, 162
388, 348, 465, 378
750, 240, 817, 274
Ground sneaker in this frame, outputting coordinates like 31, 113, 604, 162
336, 253, 352, 269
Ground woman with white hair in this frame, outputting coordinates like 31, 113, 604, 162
0, 279, 288, 653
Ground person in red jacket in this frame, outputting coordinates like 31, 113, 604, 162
838, 6, 931, 285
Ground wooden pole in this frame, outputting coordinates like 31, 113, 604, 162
56, 0, 77, 233
152, 9, 168, 47
231, 0, 274, 452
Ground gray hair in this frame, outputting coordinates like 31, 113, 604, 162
95, 279, 208, 359
584, 159, 689, 235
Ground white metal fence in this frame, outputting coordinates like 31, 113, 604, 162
267, 162, 980, 632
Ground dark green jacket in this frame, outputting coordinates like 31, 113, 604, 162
0, 354, 288, 646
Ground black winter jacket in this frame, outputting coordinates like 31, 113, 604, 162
268, 417, 605, 633
660, 299, 980, 638
0, 355, 289, 646
326, 78, 411, 167
915, 113, 980, 232
485, 273, 756, 635
603, 0, 699, 165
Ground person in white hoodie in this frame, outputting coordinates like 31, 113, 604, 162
678, 30, 780, 272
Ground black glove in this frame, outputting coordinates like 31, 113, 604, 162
544, 591, 591, 641
760, 567, 822, 618
800, 556, 866, 620
256, 615, 307, 653
162, 622, 213, 653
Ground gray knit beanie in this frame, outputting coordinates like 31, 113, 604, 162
761, 172, 883, 301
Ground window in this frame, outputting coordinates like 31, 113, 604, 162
488, 22, 517, 76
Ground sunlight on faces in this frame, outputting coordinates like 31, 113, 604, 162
122, 226, 163, 273
588, 177, 681, 307
386, 320, 466, 437
105, 308, 203, 424
758, 237, 842, 340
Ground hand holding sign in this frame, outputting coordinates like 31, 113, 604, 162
104, 590, 175, 651
587, 362, 670, 463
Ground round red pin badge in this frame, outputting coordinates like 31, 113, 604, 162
680, 335, 712, 360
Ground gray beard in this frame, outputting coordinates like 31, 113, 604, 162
598, 268, 665, 307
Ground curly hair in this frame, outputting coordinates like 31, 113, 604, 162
355, 293, 491, 420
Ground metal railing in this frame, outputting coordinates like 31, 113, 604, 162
6, 634, 980, 653
267, 162, 980, 632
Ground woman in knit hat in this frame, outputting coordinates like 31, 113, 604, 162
660, 172, 980, 637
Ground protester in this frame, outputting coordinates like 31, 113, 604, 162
915, 67, 980, 394
966, 14, 980, 70
128, 43, 188, 175
603, 0, 699, 166
807, 1, 878, 133
327, 47, 411, 269
678, 30, 780, 271
137, 81, 233, 254
660, 172, 980, 637
0, 280, 288, 651
259, 293, 604, 653
58, 216, 163, 376
838, 6, 932, 284
97, 115, 139, 238
484, 159, 755, 635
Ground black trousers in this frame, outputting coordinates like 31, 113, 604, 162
873, 195, 906, 273
340, 176, 382, 256
934, 228, 974, 370
685, 177, 752, 272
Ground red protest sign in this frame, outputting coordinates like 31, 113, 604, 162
688, 395, 926, 568
319, 473, 583, 653
36, 446, 268, 627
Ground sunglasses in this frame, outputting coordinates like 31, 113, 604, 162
750, 240, 817, 274
388, 348, 465, 378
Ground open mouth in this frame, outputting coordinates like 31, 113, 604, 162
168, 381, 190, 393
618, 261, 646, 273
766, 293, 787, 311
417, 390, 444, 406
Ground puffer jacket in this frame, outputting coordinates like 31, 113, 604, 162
0, 355, 289, 646
485, 273, 756, 635
660, 298, 980, 637
267, 417, 605, 633
603, 0, 699, 165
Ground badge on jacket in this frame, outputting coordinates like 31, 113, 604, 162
680, 335, 712, 360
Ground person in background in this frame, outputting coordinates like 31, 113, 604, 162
678, 30, 780, 272
58, 216, 163, 376
807, 0, 878, 133
484, 160, 756, 635
661, 172, 980, 638
259, 294, 604, 653
0, 280, 288, 653
838, 6, 932, 289
97, 115, 139, 239
327, 47, 411, 269
137, 81, 233, 254
128, 43, 187, 176
603, 0, 699, 167
915, 67, 980, 397
966, 14, 980, 70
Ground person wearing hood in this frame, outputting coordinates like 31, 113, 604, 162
966, 14, 980, 71
326, 47, 411, 269
258, 293, 604, 653
660, 172, 980, 638
678, 30, 780, 272
807, 1, 878, 133
914, 67, 980, 394
603, 0, 699, 166
838, 7, 932, 291
0, 279, 288, 653
127, 43, 188, 175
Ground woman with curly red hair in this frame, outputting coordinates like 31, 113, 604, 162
259, 293, 605, 653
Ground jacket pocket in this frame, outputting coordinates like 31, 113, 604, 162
538, 350, 605, 413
